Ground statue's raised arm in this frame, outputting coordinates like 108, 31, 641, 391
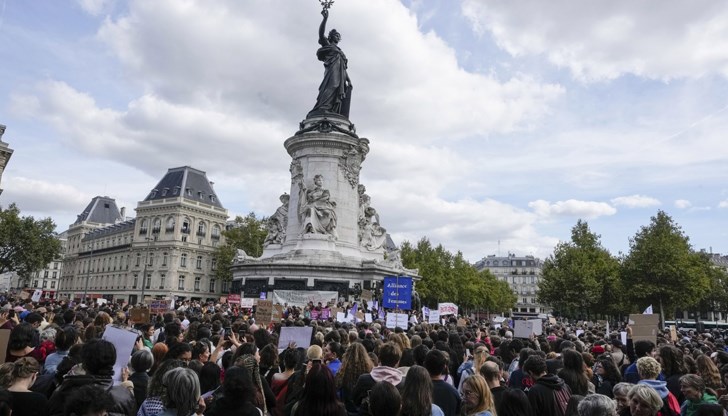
318, 9, 329, 46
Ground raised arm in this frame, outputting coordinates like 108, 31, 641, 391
318, 9, 329, 45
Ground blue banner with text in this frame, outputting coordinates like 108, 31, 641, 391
382, 276, 412, 310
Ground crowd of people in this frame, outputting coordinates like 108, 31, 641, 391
0, 296, 726, 416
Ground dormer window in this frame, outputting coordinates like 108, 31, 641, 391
162, 188, 169, 196
186, 188, 192, 197
150, 189, 158, 198
210, 195, 216, 203
198, 191, 204, 199
173, 186, 180, 195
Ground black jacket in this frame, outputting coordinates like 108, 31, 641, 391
48, 374, 136, 416
527, 374, 572, 416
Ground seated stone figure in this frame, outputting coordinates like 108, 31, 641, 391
298, 174, 337, 238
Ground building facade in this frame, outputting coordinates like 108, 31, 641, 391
0, 125, 14, 196
474, 254, 549, 317
59, 167, 229, 304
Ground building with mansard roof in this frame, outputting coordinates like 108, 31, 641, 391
474, 253, 550, 318
59, 166, 229, 304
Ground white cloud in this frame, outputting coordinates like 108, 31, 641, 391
674, 199, 692, 209
529, 199, 617, 220
718, 200, 728, 208
462, 1, 728, 81
76, 0, 114, 16
611, 194, 661, 208
2, 176, 91, 216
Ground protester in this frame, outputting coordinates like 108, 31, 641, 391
129, 350, 154, 411
0, 357, 49, 416
203, 366, 261, 416
159, 367, 204, 416
679, 374, 719, 416
368, 381, 402, 416
291, 363, 346, 416
626, 384, 663, 416
593, 355, 622, 398
400, 365, 444, 416
353, 342, 403, 410
460, 374, 496, 416
523, 355, 572, 416
576, 394, 616, 416
425, 349, 460, 416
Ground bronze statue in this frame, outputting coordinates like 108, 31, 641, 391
307, 8, 353, 119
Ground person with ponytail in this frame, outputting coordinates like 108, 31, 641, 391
0, 356, 49, 416
233, 354, 274, 415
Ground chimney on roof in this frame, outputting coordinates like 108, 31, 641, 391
120, 207, 126, 219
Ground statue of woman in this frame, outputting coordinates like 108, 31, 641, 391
298, 174, 338, 238
307, 9, 353, 118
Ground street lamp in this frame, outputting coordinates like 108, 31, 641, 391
82, 243, 93, 304
140, 232, 158, 305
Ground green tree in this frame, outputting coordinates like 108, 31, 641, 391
0, 204, 62, 283
621, 210, 710, 323
400, 237, 517, 313
537, 220, 620, 318
212, 212, 267, 282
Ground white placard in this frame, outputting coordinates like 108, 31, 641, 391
514, 320, 534, 338
31, 289, 43, 303
528, 319, 543, 336
336, 312, 347, 322
576, 329, 584, 338
438, 302, 459, 316
102, 325, 140, 382
428, 310, 441, 324
386, 312, 409, 329
364, 313, 373, 323
620, 331, 628, 346
277, 327, 313, 351
240, 298, 255, 308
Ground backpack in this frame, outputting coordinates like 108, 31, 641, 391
660, 392, 681, 416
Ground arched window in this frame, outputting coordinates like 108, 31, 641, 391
197, 221, 206, 237
180, 253, 187, 267
166, 217, 175, 233
152, 218, 161, 234
139, 219, 148, 235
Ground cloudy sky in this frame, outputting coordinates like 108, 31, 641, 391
2, 0, 728, 262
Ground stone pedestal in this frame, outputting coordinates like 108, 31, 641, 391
232, 114, 418, 298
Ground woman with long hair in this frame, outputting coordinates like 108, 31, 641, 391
0, 357, 49, 416
458, 346, 489, 394
558, 349, 591, 396
205, 366, 261, 416
234, 354, 275, 415
139, 359, 184, 416
335, 342, 373, 414
593, 356, 622, 398
696, 354, 723, 393
400, 365, 444, 416
657, 345, 687, 403
497, 388, 531, 416
292, 363, 346, 416
460, 374, 496, 416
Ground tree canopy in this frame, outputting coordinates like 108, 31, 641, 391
0, 204, 62, 280
620, 210, 711, 320
537, 220, 621, 318
212, 212, 267, 282
401, 237, 516, 313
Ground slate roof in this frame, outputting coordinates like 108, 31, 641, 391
74, 196, 123, 225
144, 166, 223, 208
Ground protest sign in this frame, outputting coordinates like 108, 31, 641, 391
576, 329, 585, 338
19, 291, 29, 301
529, 319, 543, 336
457, 318, 466, 327
514, 320, 535, 338
240, 298, 255, 308
219, 297, 227, 304
364, 313, 373, 323
428, 310, 441, 324
620, 331, 628, 346
272, 290, 338, 307
321, 308, 331, 320
102, 325, 140, 382
31, 289, 43, 303
629, 313, 659, 344
273, 305, 284, 323
277, 327, 313, 351
438, 303, 458, 316
360, 290, 373, 301
227, 294, 241, 305
382, 276, 413, 310
386, 312, 409, 329
130, 307, 150, 324
256, 300, 273, 325
149, 300, 170, 315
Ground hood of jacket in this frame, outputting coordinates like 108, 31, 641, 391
639, 379, 669, 399
537, 374, 566, 390
370, 366, 403, 385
